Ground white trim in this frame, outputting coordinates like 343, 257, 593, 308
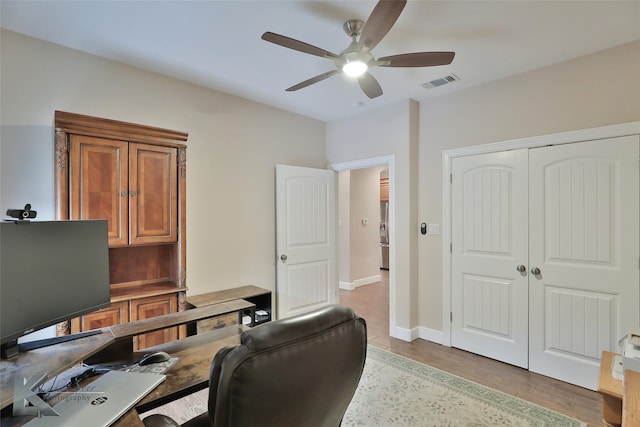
418, 326, 444, 344
393, 326, 418, 342
330, 155, 397, 339
441, 121, 640, 348
339, 274, 381, 291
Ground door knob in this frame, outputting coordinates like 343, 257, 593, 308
280, 254, 287, 263
531, 267, 541, 275
516, 265, 526, 273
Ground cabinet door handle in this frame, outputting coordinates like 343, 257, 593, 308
516, 265, 526, 273
130, 191, 137, 196
531, 267, 541, 275
121, 191, 128, 196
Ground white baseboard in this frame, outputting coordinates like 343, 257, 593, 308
418, 326, 444, 345
339, 274, 381, 291
339, 281, 354, 290
392, 326, 418, 342
390, 326, 444, 344
390, 326, 450, 347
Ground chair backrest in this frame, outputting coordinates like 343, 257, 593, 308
207, 304, 367, 427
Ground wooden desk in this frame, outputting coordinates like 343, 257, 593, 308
599, 351, 624, 427
187, 285, 272, 327
623, 369, 640, 427
598, 351, 640, 427
0, 303, 250, 426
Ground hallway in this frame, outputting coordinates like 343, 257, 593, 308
338, 269, 602, 426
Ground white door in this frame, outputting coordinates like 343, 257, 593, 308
275, 165, 337, 319
529, 136, 640, 389
451, 149, 530, 368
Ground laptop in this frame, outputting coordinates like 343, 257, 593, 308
25, 370, 165, 426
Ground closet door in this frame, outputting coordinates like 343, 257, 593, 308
529, 135, 639, 389
451, 149, 529, 368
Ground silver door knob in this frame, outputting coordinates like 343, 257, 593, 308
516, 265, 526, 273
280, 254, 287, 263
531, 267, 541, 275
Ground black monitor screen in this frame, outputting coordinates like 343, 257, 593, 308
0, 220, 110, 345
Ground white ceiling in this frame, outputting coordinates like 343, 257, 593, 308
2, 1, 639, 122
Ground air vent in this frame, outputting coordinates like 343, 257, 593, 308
422, 74, 460, 89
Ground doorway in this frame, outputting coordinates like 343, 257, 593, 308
331, 156, 395, 338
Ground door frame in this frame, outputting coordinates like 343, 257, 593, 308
442, 121, 640, 347
330, 155, 397, 339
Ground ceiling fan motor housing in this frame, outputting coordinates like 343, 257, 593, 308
343, 19, 364, 38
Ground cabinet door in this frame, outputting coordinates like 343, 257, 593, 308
129, 143, 178, 245
70, 301, 129, 333
70, 135, 129, 246
130, 294, 177, 350
380, 177, 389, 201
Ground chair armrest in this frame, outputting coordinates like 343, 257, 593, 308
142, 414, 181, 427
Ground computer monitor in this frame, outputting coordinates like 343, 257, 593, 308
0, 220, 110, 358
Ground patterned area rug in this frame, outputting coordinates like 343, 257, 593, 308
343, 346, 586, 427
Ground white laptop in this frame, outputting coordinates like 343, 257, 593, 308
25, 370, 165, 426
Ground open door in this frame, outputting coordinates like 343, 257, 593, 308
275, 165, 337, 319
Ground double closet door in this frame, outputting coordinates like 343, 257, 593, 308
451, 135, 639, 389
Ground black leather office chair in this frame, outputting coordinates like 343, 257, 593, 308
143, 304, 367, 427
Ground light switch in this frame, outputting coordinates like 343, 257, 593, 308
428, 224, 440, 235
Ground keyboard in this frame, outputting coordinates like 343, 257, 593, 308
25, 370, 165, 426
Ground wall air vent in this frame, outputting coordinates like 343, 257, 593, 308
422, 73, 460, 90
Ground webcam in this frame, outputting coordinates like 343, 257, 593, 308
6, 204, 37, 220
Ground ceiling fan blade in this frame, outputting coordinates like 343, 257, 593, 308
286, 70, 339, 92
377, 51, 455, 67
358, 72, 383, 99
359, 0, 407, 51
262, 32, 338, 59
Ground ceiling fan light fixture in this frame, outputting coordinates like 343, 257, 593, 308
342, 60, 368, 77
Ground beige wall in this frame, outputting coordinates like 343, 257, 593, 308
349, 167, 386, 283
0, 29, 326, 298
418, 39, 640, 333
2, 28, 638, 342
327, 99, 420, 337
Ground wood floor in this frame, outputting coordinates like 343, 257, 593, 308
338, 269, 604, 427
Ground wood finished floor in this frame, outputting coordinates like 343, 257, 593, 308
338, 269, 603, 427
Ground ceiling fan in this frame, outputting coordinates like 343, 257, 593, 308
261, 0, 455, 99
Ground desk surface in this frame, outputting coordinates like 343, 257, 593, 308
187, 285, 270, 307
599, 351, 623, 399
1, 325, 245, 427
1, 305, 249, 426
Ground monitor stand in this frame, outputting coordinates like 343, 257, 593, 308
1, 330, 103, 359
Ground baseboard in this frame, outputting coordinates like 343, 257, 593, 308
339, 281, 354, 291
392, 326, 418, 342
339, 274, 381, 291
418, 326, 444, 345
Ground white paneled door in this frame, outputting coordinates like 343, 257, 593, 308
451, 135, 639, 389
275, 165, 337, 319
529, 136, 639, 389
451, 149, 530, 368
